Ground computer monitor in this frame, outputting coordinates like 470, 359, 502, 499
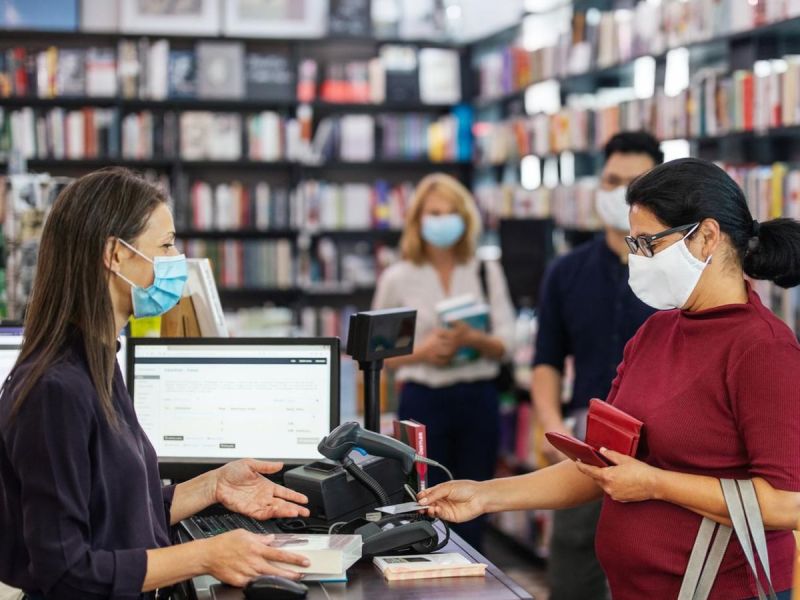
0, 324, 24, 382
127, 337, 340, 480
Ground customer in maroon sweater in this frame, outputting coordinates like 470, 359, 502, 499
418, 158, 800, 600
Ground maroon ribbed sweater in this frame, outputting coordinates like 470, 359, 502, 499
595, 285, 800, 599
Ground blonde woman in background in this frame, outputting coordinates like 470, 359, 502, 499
372, 173, 515, 550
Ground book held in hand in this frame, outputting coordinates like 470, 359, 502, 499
435, 294, 490, 365
373, 553, 487, 581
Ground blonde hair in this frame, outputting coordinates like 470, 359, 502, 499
400, 173, 482, 265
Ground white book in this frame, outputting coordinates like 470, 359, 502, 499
269, 535, 361, 576
276, 239, 293, 288
66, 111, 85, 159
50, 108, 65, 159
86, 47, 118, 97
435, 294, 478, 317
374, 553, 486, 581
339, 115, 374, 162
255, 182, 271, 229
419, 49, 461, 105
185, 258, 228, 337
147, 40, 169, 100
211, 114, 242, 161
214, 183, 233, 230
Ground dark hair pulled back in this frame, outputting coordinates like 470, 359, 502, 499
627, 157, 800, 288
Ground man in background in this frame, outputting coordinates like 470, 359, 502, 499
531, 131, 663, 600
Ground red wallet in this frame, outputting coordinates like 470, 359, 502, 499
545, 432, 610, 468
545, 399, 644, 467
585, 398, 643, 457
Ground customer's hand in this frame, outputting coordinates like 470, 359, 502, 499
201, 530, 310, 586
417, 480, 488, 523
574, 448, 659, 503
214, 459, 310, 520
417, 328, 457, 367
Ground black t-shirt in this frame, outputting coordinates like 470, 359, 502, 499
533, 237, 655, 415
0, 334, 174, 598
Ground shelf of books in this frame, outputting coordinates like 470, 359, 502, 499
0, 21, 469, 322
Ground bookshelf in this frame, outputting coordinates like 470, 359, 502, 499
0, 24, 472, 325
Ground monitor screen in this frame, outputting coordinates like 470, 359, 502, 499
0, 326, 24, 382
127, 338, 340, 467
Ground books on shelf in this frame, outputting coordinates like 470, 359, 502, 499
196, 42, 245, 100
246, 53, 295, 102
292, 179, 412, 231
180, 112, 241, 161
187, 180, 292, 232
183, 239, 295, 291
297, 236, 398, 290
474, 1, 800, 103
1, 106, 120, 160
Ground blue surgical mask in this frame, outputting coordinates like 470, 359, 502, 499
114, 239, 188, 318
421, 214, 465, 248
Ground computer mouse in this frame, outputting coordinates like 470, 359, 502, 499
243, 575, 308, 600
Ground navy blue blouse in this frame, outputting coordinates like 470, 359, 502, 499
0, 334, 174, 599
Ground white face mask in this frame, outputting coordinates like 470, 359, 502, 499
628, 225, 711, 310
595, 186, 630, 231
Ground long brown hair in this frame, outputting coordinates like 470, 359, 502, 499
400, 173, 482, 265
8, 167, 166, 424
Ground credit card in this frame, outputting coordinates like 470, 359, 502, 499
375, 501, 426, 514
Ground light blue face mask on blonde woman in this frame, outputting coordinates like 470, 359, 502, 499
421, 214, 465, 248
113, 239, 188, 318
628, 224, 712, 310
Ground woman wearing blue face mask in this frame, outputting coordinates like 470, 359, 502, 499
372, 173, 516, 550
0, 168, 313, 600
417, 159, 800, 600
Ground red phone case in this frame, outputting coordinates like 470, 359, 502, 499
544, 432, 611, 468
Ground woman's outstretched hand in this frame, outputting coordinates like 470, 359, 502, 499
417, 480, 488, 523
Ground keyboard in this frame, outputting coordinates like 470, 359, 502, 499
181, 510, 281, 540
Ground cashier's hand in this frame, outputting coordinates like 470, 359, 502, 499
203, 530, 309, 586
416, 480, 487, 523
214, 459, 310, 520
574, 448, 659, 503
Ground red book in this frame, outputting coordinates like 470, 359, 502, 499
12, 48, 28, 96
742, 72, 754, 131
393, 419, 428, 491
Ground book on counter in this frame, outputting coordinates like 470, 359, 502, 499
268, 534, 362, 579
373, 553, 487, 581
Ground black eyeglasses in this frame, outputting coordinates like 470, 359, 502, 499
624, 223, 699, 258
